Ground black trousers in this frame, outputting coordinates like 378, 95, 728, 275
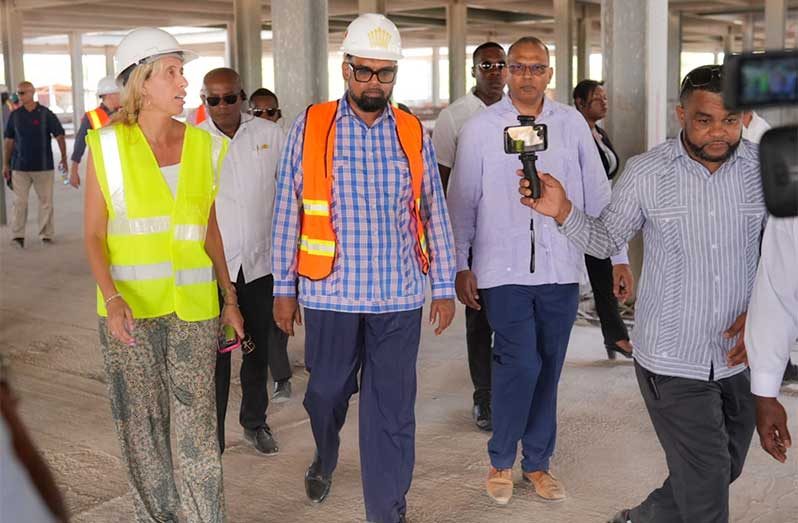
214, 272, 292, 452
630, 363, 756, 523
584, 254, 629, 348
466, 301, 493, 405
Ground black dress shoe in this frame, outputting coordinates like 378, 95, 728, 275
473, 401, 492, 432
605, 343, 633, 360
244, 426, 279, 455
607, 509, 632, 523
305, 454, 332, 503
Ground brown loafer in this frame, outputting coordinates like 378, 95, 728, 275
523, 470, 566, 502
486, 467, 513, 505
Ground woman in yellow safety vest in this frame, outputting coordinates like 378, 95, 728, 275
83, 27, 242, 522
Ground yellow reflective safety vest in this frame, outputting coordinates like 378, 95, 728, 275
86, 123, 228, 321
297, 100, 429, 280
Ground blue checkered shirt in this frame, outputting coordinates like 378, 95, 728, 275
272, 96, 456, 313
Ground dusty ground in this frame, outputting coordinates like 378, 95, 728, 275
1, 161, 797, 523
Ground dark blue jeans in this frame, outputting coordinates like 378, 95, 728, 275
303, 308, 422, 523
481, 284, 579, 472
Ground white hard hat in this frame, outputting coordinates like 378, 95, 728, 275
341, 13, 402, 61
114, 27, 197, 85
96, 76, 119, 96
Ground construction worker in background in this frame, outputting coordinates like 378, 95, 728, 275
69, 76, 121, 188
272, 13, 456, 523
83, 27, 241, 522
187, 102, 208, 125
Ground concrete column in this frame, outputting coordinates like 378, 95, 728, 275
723, 25, 735, 55
1, 1, 25, 88
272, 0, 328, 125
234, 0, 263, 96
225, 22, 237, 69
666, 10, 682, 138
554, 0, 575, 103
765, 0, 786, 50
69, 32, 85, 134
646, 0, 668, 149
104, 46, 115, 77
602, 0, 667, 297
743, 13, 755, 52
432, 46, 441, 106
447, 0, 467, 102
576, 14, 591, 82
358, 0, 386, 13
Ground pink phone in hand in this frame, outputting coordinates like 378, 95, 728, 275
218, 324, 241, 353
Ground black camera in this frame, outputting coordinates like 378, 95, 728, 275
723, 51, 798, 217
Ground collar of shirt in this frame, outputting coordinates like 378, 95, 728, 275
495, 93, 559, 121
467, 87, 487, 109
336, 93, 396, 128
205, 113, 259, 141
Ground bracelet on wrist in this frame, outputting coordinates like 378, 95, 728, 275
105, 293, 122, 305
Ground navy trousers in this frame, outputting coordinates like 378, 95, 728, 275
481, 284, 579, 472
303, 308, 422, 523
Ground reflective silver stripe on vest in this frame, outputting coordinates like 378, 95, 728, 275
175, 267, 214, 286
99, 127, 126, 217
173, 224, 207, 241
108, 216, 171, 236
110, 261, 172, 281
210, 134, 224, 193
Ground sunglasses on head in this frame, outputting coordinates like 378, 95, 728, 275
680, 65, 722, 93
249, 107, 280, 116
205, 94, 239, 107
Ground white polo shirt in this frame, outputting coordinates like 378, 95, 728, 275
432, 88, 487, 168
742, 111, 771, 144
200, 114, 285, 283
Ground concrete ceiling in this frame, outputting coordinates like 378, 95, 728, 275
9, 0, 798, 55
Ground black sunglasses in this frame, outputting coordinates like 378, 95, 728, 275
249, 107, 280, 116
680, 65, 722, 93
476, 61, 506, 72
205, 94, 239, 107
347, 63, 397, 84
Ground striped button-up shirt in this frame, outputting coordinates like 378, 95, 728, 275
560, 135, 766, 381
272, 96, 456, 313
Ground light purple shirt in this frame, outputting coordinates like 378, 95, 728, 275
447, 95, 627, 289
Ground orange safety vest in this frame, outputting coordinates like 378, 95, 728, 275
86, 106, 110, 129
193, 104, 207, 125
297, 100, 430, 280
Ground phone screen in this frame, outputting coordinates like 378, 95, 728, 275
504, 124, 548, 154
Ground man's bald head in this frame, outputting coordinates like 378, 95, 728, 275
202, 68, 242, 93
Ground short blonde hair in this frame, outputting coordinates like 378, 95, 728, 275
111, 59, 167, 125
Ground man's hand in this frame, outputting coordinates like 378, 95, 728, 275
429, 298, 455, 335
274, 296, 302, 336
612, 264, 635, 303
755, 396, 791, 463
455, 270, 480, 310
69, 163, 80, 189
2, 166, 10, 182
724, 312, 748, 367
517, 170, 572, 224
58, 157, 67, 173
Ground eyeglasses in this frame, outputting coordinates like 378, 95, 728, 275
205, 94, 239, 107
680, 65, 722, 93
249, 107, 280, 117
476, 61, 506, 72
507, 63, 549, 77
241, 334, 255, 355
347, 63, 397, 84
